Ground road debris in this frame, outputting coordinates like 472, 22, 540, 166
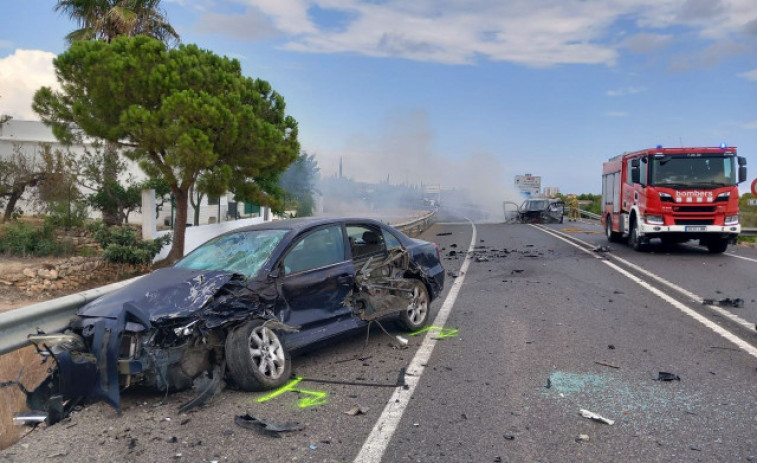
544, 378, 552, 389
579, 409, 615, 425
594, 361, 620, 369
178, 365, 222, 413
593, 246, 611, 253
345, 404, 370, 416
655, 372, 681, 381
436, 232, 452, 236
448, 270, 461, 278
234, 413, 304, 438
576, 434, 590, 443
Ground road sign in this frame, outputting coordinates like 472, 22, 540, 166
748, 198, 757, 206
752, 178, 757, 196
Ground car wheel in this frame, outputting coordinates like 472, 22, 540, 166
225, 320, 291, 391
397, 280, 430, 331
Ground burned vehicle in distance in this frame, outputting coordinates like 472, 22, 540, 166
24, 217, 444, 421
517, 198, 565, 224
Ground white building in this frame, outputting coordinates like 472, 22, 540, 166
0, 120, 268, 226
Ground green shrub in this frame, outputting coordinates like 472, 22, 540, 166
0, 222, 64, 257
44, 200, 89, 229
95, 225, 172, 266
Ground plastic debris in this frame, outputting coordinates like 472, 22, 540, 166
576, 434, 590, 442
503, 434, 515, 440
579, 409, 615, 425
178, 366, 222, 413
544, 378, 552, 389
396, 336, 409, 346
595, 360, 620, 369
345, 405, 369, 416
436, 232, 452, 236
656, 372, 681, 382
234, 413, 304, 438
593, 246, 611, 253
309, 444, 317, 450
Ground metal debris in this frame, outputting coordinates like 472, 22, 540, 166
655, 372, 681, 381
579, 409, 615, 425
234, 413, 304, 438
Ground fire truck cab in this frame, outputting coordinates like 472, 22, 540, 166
601, 145, 747, 253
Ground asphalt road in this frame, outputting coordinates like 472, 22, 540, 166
3, 218, 756, 463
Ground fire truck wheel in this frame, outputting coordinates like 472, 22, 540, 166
705, 238, 729, 254
605, 217, 620, 242
628, 219, 646, 251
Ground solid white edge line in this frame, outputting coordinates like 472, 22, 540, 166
533, 225, 757, 359
540, 225, 756, 332
353, 221, 477, 463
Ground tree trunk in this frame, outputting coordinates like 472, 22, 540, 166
164, 187, 188, 264
102, 142, 122, 226
2, 187, 24, 222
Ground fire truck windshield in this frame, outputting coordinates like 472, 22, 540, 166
648, 154, 737, 188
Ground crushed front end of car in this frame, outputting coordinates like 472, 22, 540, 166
18, 268, 283, 424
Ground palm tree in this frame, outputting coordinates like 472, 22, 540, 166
55, 0, 179, 45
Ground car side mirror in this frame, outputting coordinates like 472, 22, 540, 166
739, 166, 747, 183
738, 156, 747, 167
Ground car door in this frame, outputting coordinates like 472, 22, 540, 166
276, 224, 355, 329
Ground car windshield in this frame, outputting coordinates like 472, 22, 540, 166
523, 200, 548, 211
649, 154, 737, 187
174, 229, 288, 279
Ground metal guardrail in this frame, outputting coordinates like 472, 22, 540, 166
392, 209, 437, 237
742, 228, 757, 237
0, 211, 438, 357
579, 209, 601, 220
0, 276, 142, 356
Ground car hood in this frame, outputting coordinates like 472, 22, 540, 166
78, 267, 241, 322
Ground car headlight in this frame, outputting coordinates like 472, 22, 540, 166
645, 214, 664, 225
725, 215, 738, 225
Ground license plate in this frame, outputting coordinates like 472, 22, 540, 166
685, 226, 706, 231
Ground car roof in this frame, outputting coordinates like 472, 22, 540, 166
231, 216, 393, 234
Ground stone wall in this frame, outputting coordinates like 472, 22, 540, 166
0, 257, 104, 293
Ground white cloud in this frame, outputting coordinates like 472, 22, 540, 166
0, 49, 58, 120
204, 0, 757, 67
606, 86, 647, 97
738, 69, 757, 81
605, 111, 629, 117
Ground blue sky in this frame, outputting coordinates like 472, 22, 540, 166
1, 0, 756, 199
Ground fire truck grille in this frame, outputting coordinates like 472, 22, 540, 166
674, 219, 714, 226
672, 206, 716, 213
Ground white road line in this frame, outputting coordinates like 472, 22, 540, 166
723, 253, 757, 264
540, 225, 756, 332
353, 221, 477, 463
534, 225, 757, 359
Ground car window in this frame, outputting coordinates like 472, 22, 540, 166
174, 229, 287, 279
347, 225, 387, 259
382, 228, 403, 249
283, 225, 345, 275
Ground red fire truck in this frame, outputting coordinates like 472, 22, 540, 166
601, 145, 747, 253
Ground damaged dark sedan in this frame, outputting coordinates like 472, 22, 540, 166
24, 217, 445, 421
517, 198, 565, 224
